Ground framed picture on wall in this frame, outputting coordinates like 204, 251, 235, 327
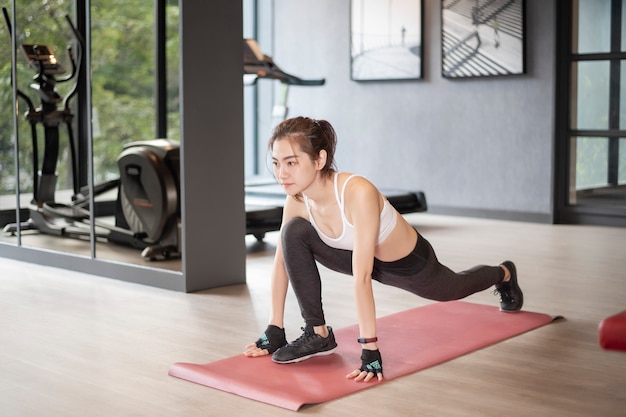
441, 0, 526, 78
350, 0, 423, 81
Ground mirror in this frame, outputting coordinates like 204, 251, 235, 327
0, 7, 15, 248
0, 1, 83, 256
0, 1, 182, 273
89, 0, 181, 271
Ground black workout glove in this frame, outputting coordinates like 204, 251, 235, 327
254, 324, 287, 354
360, 348, 383, 376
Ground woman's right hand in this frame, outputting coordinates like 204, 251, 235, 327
243, 324, 287, 357
244, 343, 269, 357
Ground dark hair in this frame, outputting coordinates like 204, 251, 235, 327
268, 116, 337, 179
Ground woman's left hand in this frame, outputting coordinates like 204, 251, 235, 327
346, 349, 384, 382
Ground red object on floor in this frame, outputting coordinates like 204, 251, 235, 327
599, 310, 626, 351
169, 301, 559, 411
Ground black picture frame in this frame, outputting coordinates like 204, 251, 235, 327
441, 0, 526, 78
350, 0, 423, 81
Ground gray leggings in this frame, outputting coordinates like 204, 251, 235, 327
281, 217, 505, 327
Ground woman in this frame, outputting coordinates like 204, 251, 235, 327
244, 117, 523, 383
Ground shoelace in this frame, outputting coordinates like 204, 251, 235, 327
290, 327, 317, 346
494, 283, 512, 300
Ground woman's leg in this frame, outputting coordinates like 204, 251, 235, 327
281, 217, 352, 327
374, 232, 504, 301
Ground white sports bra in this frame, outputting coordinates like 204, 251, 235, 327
304, 174, 397, 251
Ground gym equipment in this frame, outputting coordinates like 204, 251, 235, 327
169, 301, 559, 411
244, 38, 325, 126
116, 139, 181, 259
2, 8, 181, 260
243, 38, 325, 87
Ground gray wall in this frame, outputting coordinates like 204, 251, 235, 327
271, 0, 555, 222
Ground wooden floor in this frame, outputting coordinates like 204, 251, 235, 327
1, 213, 625, 416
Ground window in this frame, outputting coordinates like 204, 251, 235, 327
566, 0, 626, 212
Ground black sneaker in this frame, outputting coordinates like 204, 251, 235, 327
495, 261, 524, 312
272, 325, 338, 364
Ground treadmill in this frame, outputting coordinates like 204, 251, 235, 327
243, 40, 427, 241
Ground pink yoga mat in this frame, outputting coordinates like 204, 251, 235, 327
169, 301, 560, 411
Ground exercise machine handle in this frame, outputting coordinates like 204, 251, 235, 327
243, 38, 325, 86
2, 7, 36, 113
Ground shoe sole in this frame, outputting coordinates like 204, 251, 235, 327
272, 345, 338, 364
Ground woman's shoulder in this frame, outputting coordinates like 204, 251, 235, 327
338, 172, 379, 192
340, 172, 382, 209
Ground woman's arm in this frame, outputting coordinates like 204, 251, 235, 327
244, 196, 306, 357
268, 238, 289, 329
344, 178, 384, 381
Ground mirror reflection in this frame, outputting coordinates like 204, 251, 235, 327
0, 1, 181, 272
1, 1, 79, 255
90, 0, 181, 270
0, 7, 16, 246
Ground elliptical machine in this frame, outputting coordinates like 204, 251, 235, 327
2, 8, 181, 260
116, 139, 180, 260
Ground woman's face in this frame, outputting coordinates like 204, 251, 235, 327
271, 138, 322, 196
